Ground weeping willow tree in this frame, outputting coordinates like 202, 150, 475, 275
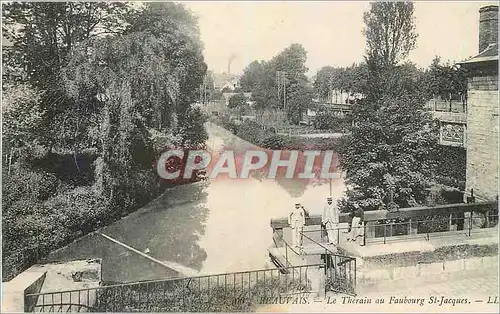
62, 2, 208, 210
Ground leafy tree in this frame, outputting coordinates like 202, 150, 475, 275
199, 70, 215, 103
2, 84, 45, 165
63, 2, 207, 204
274, 43, 309, 84
424, 56, 468, 100
313, 111, 350, 132
176, 106, 209, 147
126, 2, 207, 114
363, 2, 418, 70
2, 2, 131, 88
2, 2, 209, 279
285, 83, 312, 124
227, 93, 248, 109
240, 61, 266, 92
239, 43, 310, 119
2, 2, 133, 150
313, 66, 336, 101
314, 63, 369, 102
339, 64, 438, 211
339, 3, 438, 212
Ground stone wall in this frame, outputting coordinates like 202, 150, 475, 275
465, 73, 499, 201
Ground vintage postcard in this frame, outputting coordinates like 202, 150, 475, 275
1, 1, 499, 313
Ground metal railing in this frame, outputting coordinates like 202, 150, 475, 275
275, 127, 335, 136
365, 212, 498, 245
271, 227, 302, 269
24, 264, 321, 312
426, 99, 467, 113
300, 232, 356, 296
298, 209, 497, 247
302, 224, 366, 246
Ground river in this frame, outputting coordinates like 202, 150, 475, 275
45, 123, 346, 283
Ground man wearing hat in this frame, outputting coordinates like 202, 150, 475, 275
289, 203, 306, 248
322, 197, 339, 245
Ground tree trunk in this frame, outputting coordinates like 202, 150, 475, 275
73, 149, 81, 172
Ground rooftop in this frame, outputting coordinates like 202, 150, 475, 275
459, 43, 498, 66
212, 72, 240, 88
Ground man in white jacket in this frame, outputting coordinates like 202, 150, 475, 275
289, 203, 306, 248
322, 197, 339, 245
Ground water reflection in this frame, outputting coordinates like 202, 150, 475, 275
44, 123, 346, 283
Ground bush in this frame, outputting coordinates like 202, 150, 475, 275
235, 120, 271, 145
260, 135, 292, 150
431, 145, 466, 190
2, 163, 62, 208
2, 84, 45, 158
227, 93, 248, 109
45, 187, 109, 233
313, 112, 351, 132
177, 106, 209, 146
215, 114, 239, 133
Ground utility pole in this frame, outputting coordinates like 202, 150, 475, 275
276, 71, 287, 108
283, 72, 286, 111
203, 81, 207, 104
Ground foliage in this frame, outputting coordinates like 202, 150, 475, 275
214, 114, 239, 134
228, 93, 248, 109
424, 56, 468, 100
363, 2, 418, 69
285, 83, 312, 124
2, 2, 131, 88
2, 2, 133, 149
339, 62, 439, 211
239, 44, 310, 124
240, 60, 266, 92
431, 145, 466, 190
260, 135, 292, 150
2, 163, 62, 211
62, 2, 207, 202
313, 110, 351, 132
235, 120, 272, 146
336, 3, 440, 212
2, 2, 210, 280
313, 63, 369, 100
177, 106, 209, 147
2, 84, 45, 161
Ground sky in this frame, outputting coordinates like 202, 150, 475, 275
184, 1, 498, 77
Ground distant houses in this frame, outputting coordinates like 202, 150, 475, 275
212, 73, 241, 92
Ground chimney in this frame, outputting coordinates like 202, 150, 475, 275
479, 5, 498, 53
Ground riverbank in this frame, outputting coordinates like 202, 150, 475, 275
26, 122, 345, 283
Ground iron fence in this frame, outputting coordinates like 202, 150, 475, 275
24, 264, 321, 312
300, 211, 498, 246
427, 99, 467, 113
302, 224, 362, 246
366, 212, 498, 245
300, 232, 357, 296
